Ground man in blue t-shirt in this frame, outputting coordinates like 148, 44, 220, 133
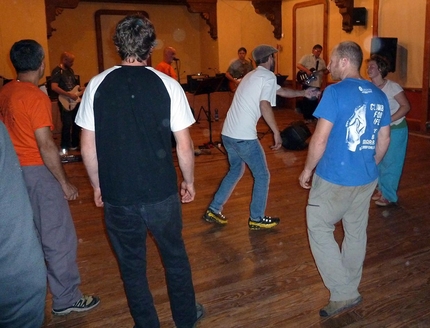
299, 41, 391, 318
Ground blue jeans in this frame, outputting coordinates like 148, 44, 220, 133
378, 126, 408, 202
104, 193, 196, 328
209, 135, 270, 219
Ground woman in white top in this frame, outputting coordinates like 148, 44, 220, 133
367, 54, 410, 206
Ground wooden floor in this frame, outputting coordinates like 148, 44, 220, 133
43, 108, 430, 328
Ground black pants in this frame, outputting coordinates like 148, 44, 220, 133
59, 104, 80, 149
301, 86, 320, 120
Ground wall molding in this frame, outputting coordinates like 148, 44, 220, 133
252, 0, 282, 40
45, 0, 80, 38
46, 0, 218, 39
333, 0, 354, 33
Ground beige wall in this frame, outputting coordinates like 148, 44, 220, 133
280, 0, 425, 88
216, 1, 277, 75
199, 18, 219, 77
47, 0, 279, 84
1, 0, 425, 91
0, 0, 49, 82
378, 0, 426, 88
48, 2, 204, 85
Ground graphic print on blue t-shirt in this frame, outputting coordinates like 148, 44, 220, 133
346, 104, 366, 151
313, 78, 391, 186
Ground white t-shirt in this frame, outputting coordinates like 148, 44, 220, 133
381, 79, 404, 126
222, 66, 279, 140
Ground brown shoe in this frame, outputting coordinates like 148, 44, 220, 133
319, 296, 362, 317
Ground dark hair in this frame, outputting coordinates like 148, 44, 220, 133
367, 54, 390, 78
255, 54, 272, 66
238, 47, 247, 53
10, 39, 44, 73
313, 44, 323, 51
113, 15, 156, 62
336, 41, 363, 70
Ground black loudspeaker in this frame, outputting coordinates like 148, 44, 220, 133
371, 37, 398, 72
281, 121, 312, 150
353, 7, 367, 26
187, 74, 208, 93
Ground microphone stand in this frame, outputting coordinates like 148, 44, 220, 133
174, 59, 180, 83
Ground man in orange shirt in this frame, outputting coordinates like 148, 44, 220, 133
155, 46, 178, 81
0, 39, 100, 316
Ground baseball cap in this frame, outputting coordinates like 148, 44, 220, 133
252, 45, 278, 61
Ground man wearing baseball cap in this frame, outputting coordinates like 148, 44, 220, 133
203, 44, 319, 229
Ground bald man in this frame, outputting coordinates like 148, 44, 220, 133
155, 46, 178, 81
51, 51, 85, 151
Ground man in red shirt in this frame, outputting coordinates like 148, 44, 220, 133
155, 46, 178, 81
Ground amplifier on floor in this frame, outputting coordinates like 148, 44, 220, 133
281, 121, 311, 150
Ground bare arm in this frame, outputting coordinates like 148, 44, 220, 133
260, 100, 282, 150
297, 63, 312, 76
277, 87, 320, 99
299, 118, 333, 189
80, 129, 103, 207
51, 82, 84, 101
225, 71, 237, 83
34, 127, 78, 200
173, 128, 195, 203
391, 91, 410, 122
374, 125, 390, 165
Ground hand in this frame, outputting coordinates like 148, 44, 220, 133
270, 132, 282, 150
299, 169, 313, 189
93, 187, 104, 207
180, 181, 195, 203
304, 87, 321, 99
61, 181, 79, 200
68, 92, 79, 101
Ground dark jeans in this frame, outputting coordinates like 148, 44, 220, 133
59, 104, 80, 149
104, 194, 197, 328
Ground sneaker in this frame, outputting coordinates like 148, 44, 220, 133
175, 303, 205, 328
193, 302, 205, 328
319, 296, 362, 317
248, 216, 280, 230
371, 189, 381, 200
52, 295, 100, 316
203, 208, 228, 225
375, 196, 398, 207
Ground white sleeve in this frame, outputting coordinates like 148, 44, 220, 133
260, 75, 277, 107
75, 66, 119, 131
150, 68, 195, 132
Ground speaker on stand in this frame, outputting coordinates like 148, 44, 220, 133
371, 37, 398, 73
